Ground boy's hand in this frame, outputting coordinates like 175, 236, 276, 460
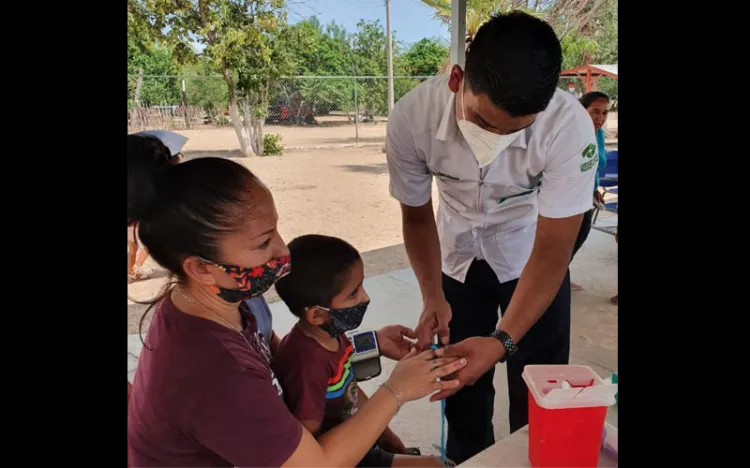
376, 325, 417, 360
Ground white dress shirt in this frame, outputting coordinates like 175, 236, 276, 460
386, 75, 598, 284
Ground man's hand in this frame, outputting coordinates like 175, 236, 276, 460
415, 296, 452, 349
429, 336, 504, 401
376, 325, 417, 360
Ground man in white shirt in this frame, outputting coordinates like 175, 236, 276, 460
386, 12, 597, 463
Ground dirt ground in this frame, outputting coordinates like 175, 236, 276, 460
180, 116, 387, 151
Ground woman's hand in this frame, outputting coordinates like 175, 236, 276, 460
594, 190, 605, 205
385, 348, 466, 403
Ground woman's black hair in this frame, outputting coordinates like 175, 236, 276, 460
134, 157, 262, 276
579, 91, 610, 109
127, 134, 176, 227
127, 140, 263, 344
274, 234, 362, 318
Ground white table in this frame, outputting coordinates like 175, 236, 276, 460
459, 423, 618, 467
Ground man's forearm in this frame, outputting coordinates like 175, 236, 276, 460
404, 225, 443, 300
403, 211, 444, 301
497, 243, 571, 344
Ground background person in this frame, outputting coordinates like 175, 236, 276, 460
570, 91, 611, 290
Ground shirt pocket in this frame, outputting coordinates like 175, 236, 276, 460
482, 182, 540, 216
498, 183, 540, 203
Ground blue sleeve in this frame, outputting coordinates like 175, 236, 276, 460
595, 128, 608, 189
245, 297, 273, 344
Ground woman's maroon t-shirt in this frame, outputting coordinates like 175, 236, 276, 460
128, 295, 302, 467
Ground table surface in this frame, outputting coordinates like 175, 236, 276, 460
459, 422, 618, 467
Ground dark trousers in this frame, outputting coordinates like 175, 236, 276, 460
443, 260, 571, 463
572, 208, 594, 260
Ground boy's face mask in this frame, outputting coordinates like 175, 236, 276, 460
319, 300, 370, 338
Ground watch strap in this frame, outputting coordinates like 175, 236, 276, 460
489, 330, 517, 363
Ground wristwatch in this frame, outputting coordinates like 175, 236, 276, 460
489, 330, 517, 363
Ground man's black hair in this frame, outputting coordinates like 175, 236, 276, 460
275, 234, 362, 318
464, 11, 562, 117
579, 91, 610, 109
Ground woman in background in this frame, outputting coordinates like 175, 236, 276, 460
570, 91, 610, 291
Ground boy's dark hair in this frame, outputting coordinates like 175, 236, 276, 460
579, 91, 610, 109
464, 11, 562, 117
275, 235, 362, 318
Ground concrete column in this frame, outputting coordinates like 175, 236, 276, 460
450, 0, 466, 67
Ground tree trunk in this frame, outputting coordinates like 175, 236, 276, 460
130, 68, 144, 130
243, 94, 261, 156
253, 116, 264, 156
222, 66, 254, 157
254, 78, 271, 156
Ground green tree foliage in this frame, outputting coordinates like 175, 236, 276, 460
128, 1, 181, 108
182, 59, 228, 115
403, 38, 448, 76
128, 46, 182, 107
274, 17, 354, 118
134, 0, 293, 156
128, 0, 617, 133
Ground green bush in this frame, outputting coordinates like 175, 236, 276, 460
214, 115, 231, 126
263, 133, 283, 156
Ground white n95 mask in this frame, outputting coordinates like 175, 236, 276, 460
457, 81, 521, 168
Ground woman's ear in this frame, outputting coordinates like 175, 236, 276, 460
182, 256, 217, 286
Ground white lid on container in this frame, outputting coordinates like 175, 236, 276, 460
522, 365, 618, 410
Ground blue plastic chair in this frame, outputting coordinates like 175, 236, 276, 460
593, 150, 618, 227
599, 150, 618, 187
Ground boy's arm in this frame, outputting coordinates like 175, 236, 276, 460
270, 332, 281, 357
301, 419, 322, 437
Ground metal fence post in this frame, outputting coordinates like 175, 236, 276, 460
181, 79, 190, 129
353, 76, 359, 145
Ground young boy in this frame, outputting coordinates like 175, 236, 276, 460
273, 234, 445, 467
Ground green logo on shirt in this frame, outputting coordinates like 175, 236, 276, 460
580, 143, 597, 172
582, 143, 596, 159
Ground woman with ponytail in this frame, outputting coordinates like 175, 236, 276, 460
125, 139, 467, 467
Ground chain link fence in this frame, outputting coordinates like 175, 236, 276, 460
128, 75, 432, 148
128, 74, 618, 148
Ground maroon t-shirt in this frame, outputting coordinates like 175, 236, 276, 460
273, 324, 359, 434
128, 296, 302, 467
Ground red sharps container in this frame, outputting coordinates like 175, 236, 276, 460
522, 365, 618, 467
